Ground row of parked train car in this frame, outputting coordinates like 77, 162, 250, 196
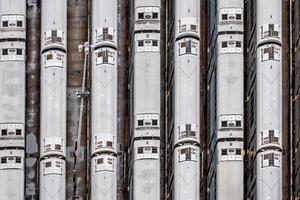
212, 0, 282, 199
0, 0, 119, 199
0, 0, 284, 199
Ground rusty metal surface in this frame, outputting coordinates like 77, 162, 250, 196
165, 0, 174, 199
66, 0, 88, 199
244, 0, 257, 199
205, 0, 218, 199
282, 1, 291, 199
292, 0, 300, 198
117, 0, 129, 199
200, 0, 207, 199
25, 1, 40, 199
